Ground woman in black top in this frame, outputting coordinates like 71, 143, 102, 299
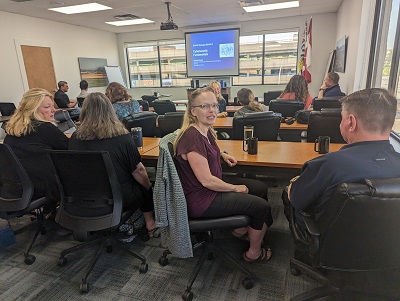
68, 92, 157, 234
4, 88, 69, 205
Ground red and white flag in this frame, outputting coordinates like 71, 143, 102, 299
302, 17, 312, 83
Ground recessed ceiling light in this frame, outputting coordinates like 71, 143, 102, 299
243, 1, 299, 12
105, 19, 154, 26
48, 2, 112, 14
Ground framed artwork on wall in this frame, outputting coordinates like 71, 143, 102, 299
78, 57, 109, 87
334, 36, 348, 73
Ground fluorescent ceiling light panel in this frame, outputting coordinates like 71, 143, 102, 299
105, 19, 154, 26
48, 3, 112, 14
243, 1, 299, 12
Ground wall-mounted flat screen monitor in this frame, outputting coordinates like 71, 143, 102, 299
185, 28, 240, 77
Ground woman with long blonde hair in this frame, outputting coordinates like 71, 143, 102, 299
69, 92, 157, 235
208, 80, 228, 118
174, 87, 273, 262
4, 88, 69, 207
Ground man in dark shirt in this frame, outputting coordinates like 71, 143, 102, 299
54, 81, 80, 117
316, 72, 346, 99
286, 88, 400, 230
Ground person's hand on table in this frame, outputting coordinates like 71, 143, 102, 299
217, 112, 228, 118
221, 152, 237, 167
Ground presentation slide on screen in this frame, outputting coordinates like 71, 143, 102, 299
189, 30, 236, 71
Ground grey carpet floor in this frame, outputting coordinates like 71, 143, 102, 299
0, 185, 327, 301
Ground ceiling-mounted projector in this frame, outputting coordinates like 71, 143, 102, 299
161, 1, 178, 30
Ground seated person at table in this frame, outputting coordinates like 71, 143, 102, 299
284, 88, 400, 236
69, 92, 157, 235
209, 80, 227, 118
234, 88, 267, 117
105, 82, 140, 120
54, 80, 80, 115
316, 72, 345, 99
77, 80, 90, 99
279, 75, 312, 110
4, 88, 69, 209
174, 87, 273, 262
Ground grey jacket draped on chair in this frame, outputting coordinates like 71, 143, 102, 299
153, 132, 193, 258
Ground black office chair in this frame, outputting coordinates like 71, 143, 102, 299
54, 109, 76, 134
138, 99, 149, 111
263, 91, 282, 106
289, 178, 400, 300
221, 93, 229, 102
232, 111, 281, 141
313, 96, 343, 111
157, 112, 184, 137
307, 109, 346, 144
141, 95, 158, 107
152, 100, 176, 115
157, 139, 254, 301
0, 102, 16, 116
76, 97, 85, 108
269, 99, 305, 117
0, 144, 50, 265
48, 150, 148, 293
122, 111, 158, 137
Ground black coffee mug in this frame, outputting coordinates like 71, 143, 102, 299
131, 127, 143, 148
248, 137, 258, 155
314, 136, 330, 154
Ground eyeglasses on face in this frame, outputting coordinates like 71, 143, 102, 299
192, 103, 219, 110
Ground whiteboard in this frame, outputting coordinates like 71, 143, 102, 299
104, 66, 126, 88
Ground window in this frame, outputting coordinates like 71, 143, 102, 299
233, 31, 298, 86
126, 41, 190, 88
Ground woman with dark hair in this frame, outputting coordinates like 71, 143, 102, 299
234, 88, 267, 117
174, 87, 273, 262
69, 92, 157, 234
4, 88, 69, 206
105, 82, 140, 120
279, 75, 312, 109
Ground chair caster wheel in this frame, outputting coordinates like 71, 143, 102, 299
24, 254, 36, 265
242, 278, 253, 290
290, 267, 301, 276
106, 245, 113, 253
182, 289, 193, 301
58, 257, 68, 267
139, 263, 148, 273
158, 256, 169, 266
207, 252, 214, 260
80, 281, 89, 294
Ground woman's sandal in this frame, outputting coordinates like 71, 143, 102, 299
231, 231, 249, 241
242, 247, 272, 263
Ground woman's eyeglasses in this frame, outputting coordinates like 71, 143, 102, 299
192, 104, 219, 110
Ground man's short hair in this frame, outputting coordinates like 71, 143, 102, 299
341, 88, 397, 134
79, 80, 88, 90
58, 81, 67, 89
327, 72, 340, 85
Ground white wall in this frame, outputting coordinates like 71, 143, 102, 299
117, 13, 337, 101
0, 11, 119, 104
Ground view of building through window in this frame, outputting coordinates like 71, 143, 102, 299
126, 30, 298, 88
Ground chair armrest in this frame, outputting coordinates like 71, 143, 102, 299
302, 214, 320, 237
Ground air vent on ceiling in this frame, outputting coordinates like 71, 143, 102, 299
238, 0, 265, 7
114, 14, 140, 20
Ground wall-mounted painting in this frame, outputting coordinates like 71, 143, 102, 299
78, 57, 109, 87
334, 36, 348, 73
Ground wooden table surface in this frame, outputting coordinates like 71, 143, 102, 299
226, 105, 243, 113
212, 117, 308, 131
0, 116, 11, 123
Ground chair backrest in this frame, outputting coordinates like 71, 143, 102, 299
158, 112, 185, 137
76, 97, 85, 108
233, 97, 240, 106
152, 100, 176, 115
0, 102, 16, 116
0, 144, 34, 212
263, 91, 282, 106
221, 93, 229, 102
48, 150, 124, 232
269, 99, 304, 117
121, 111, 158, 137
315, 178, 400, 271
141, 95, 158, 107
307, 109, 346, 143
54, 110, 76, 134
313, 97, 343, 111
138, 99, 149, 111
232, 111, 281, 141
